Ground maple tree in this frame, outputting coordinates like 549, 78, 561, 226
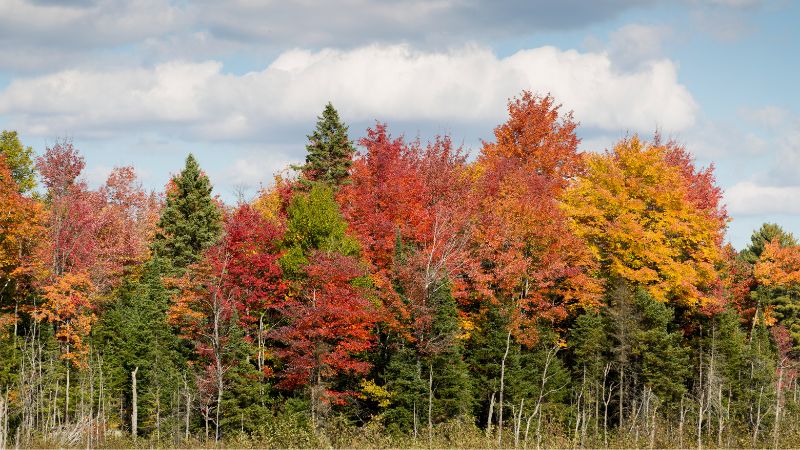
564, 135, 724, 312
169, 203, 287, 440
271, 251, 377, 426
470, 92, 601, 344
340, 126, 474, 336
0, 155, 45, 330
32, 272, 96, 365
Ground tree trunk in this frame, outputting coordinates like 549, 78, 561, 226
498, 330, 511, 447
184, 374, 191, 442
428, 363, 434, 449
131, 367, 139, 439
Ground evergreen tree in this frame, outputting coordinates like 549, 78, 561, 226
96, 258, 185, 438
151, 154, 222, 272
220, 317, 271, 436
630, 289, 689, 403
0, 130, 36, 194
425, 282, 473, 423
294, 103, 355, 187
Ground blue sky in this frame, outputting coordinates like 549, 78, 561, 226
1, 0, 798, 249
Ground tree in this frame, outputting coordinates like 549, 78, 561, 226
152, 154, 222, 272
32, 272, 96, 365
169, 203, 287, 441
754, 240, 800, 347
741, 223, 796, 265
294, 103, 356, 187
281, 183, 360, 279
0, 155, 45, 330
470, 92, 601, 344
564, 136, 725, 312
0, 130, 36, 194
272, 252, 377, 429
96, 258, 184, 439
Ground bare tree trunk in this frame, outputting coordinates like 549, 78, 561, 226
487, 392, 495, 440
428, 364, 433, 449
753, 385, 764, 447
183, 374, 191, 442
498, 330, 511, 448
65, 356, 70, 425
773, 361, 785, 450
678, 395, 685, 449
131, 367, 138, 439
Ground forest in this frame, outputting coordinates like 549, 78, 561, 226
1, 91, 799, 449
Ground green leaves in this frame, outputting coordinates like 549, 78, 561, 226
0, 130, 37, 194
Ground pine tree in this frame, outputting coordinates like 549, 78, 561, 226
294, 103, 355, 187
0, 130, 36, 194
151, 154, 222, 272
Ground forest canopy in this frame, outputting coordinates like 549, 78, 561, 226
1, 92, 798, 448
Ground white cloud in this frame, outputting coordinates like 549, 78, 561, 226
0, 44, 698, 140
725, 181, 800, 215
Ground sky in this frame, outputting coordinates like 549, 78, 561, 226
0, 0, 798, 249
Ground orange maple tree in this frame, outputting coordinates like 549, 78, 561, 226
469, 92, 601, 344
564, 136, 725, 312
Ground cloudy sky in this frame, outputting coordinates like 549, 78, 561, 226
1, 0, 797, 248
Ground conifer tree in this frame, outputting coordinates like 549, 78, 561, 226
294, 103, 355, 187
425, 283, 473, 423
151, 154, 222, 272
97, 258, 184, 438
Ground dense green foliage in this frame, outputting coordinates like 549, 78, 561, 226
151, 154, 222, 272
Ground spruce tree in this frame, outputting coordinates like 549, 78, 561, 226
151, 154, 222, 272
96, 258, 184, 438
295, 103, 355, 187
630, 289, 689, 403
426, 282, 473, 423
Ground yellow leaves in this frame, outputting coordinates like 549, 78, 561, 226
253, 174, 290, 226
458, 315, 476, 340
564, 136, 724, 310
359, 379, 392, 408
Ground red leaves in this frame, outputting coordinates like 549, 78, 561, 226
170, 203, 287, 343
471, 92, 601, 345
218, 204, 287, 324
271, 252, 376, 392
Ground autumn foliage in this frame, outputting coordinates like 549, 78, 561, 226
5, 92, 798, 448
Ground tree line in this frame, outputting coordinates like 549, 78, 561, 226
1, 93, 800, 448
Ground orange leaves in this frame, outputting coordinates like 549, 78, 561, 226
0, 155, 46, 326
33, 272, 96, 366
754, 240, 800, 288
564, 136, 725, 311
470, 92, 601, 345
